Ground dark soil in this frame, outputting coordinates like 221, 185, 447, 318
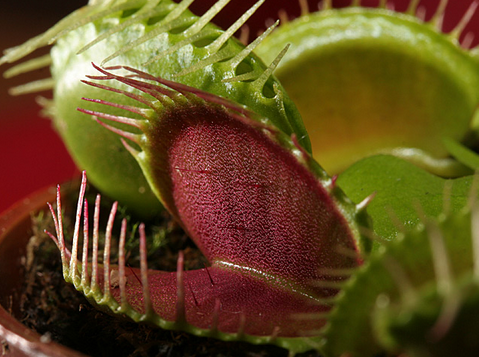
18, 186, 322, 357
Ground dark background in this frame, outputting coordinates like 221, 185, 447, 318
1, 0, 478, 213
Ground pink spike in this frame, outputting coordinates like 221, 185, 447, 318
90, 63, 177, 101
91, 194, 101, 290
70, 171, 87, 282
451, 0, 479, 38
176, 250, 186, 324
78, 106, 143, 129
44, 228, 60, 249
357, 192, 376, 212
56, 184, 65, 258
120, 138, 141, 158
118, 76, 178, 101
85, 75, 115, 80
120, 65, 252, 116
139, 224, 153, 315
91, 115, 141, 144
330, 175, 338, 189
118, 218, 128, 308
103, 201, 118, 300
462, 32, 475, 49
81, 198, 90, 287
80, 80, 157, 109
81, 97, 150, 121
46, 202, 60, 248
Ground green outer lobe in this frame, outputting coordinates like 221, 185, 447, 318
321, 207, 477, 357
337, 155, 473, 244
51, 0, 309, 218
256, 7, 479, 176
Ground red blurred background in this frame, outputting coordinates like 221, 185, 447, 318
1, 0, 478, 214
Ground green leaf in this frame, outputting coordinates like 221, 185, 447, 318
337, 155, 475, 244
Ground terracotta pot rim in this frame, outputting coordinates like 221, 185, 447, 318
0, 181, 87, 357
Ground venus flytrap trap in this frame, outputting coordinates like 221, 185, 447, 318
2, 0, 309, 218
256, 0, 479, 176
45, 67, 372, 354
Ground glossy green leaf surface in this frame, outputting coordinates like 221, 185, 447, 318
337, 155, 474, 243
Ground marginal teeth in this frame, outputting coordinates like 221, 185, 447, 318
450, 0, 479, 40
406, 0, 420, 15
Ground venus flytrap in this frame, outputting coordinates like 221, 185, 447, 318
256, 0, 479, 176
3, 0, 479, 356
45, 67, 372, 354
2, 0, 309, 218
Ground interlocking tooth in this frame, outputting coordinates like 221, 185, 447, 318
118, 219, 129, 309
102, 201, 118, 302
9, 78, 55, 96
70, 174, 87, 287
101, 0, 197, 65
91, 115, 143, 144
416, 5, 427, 21
356, 192, 376, 213
176, 250, 186, 324
208, 0, 265, 53
82, 97, 150, 121
462, 32, 475, 49
0, 5, 93, 65
381, 255, 417, 306
173, 47, 233, 77
50, 0, 143, 44
184, 0, 231, 36
91, 193, 102, 295
227, 19, 279, 72
253, 43, 290, 90
77, 2, 166, 55
278, 9, 289, 24
3, 54, 51, 79
81, 77, 163, 110
426, 221, 462, 342
299, 0, 310, 15
102, 16, 195, 66
427, 222, 453, 297
430, 0, 449, 28
139, 224, 154, 317
322, 0, 332, 10
406, 0, 420, 15
449, 0, 479, 40
238, 25, 250, 45
81, 201, 90, 288
141, 27, 218, 66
